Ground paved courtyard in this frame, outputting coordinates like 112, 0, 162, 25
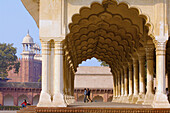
69, 102, 152, 108
0, 102, 153, 113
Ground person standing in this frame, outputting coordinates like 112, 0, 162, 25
84, 88, 87, 103
87, 88, 93, 102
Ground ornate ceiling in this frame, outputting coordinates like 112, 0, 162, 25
64, 0, 153, 74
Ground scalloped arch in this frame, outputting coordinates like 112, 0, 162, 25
64, 0, 154, 75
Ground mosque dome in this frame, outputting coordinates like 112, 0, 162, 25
22, 31, 34, 44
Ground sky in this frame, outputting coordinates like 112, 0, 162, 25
0, 0, 101, 66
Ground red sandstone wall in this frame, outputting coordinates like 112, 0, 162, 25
8, 58, 22, 82
8, 58, 42, 82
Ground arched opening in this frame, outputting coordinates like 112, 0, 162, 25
18, 94, 29, 106
33, 95, 40, 105
93, 95, 103, 102
107, 96, 113, 102
74, 60, 113, 103
63, 0, 154, 105
4, 94, 14, 106
77, 95, 84, 102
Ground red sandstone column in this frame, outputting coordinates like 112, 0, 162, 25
0, 92, 3, 106
14, 94, 18, 106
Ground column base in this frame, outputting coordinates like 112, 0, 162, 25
121, 96, 128, 103
127, 95, 133, 103
112, 97, 117, 102
65, 95, 75, 105
132, 95, 138, 104
143, 93, 154, 105
152, 93, 170, 108
114, 96, 120, 102
53, 92, 67, 107
136, 93, 145, 104
37, 92, 52, 107
119, 96, 124, 103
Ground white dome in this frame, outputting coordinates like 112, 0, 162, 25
22, 32, 34, 44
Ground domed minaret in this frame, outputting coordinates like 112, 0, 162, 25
21, 30, 35, 59
20, 31, 35, 82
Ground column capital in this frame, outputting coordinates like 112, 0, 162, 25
54, 41, 63, 55
145, 44, 154, 60
137, 48, 145, 57
41, 41, 51, 55
155, 41, 167, 55
123, 62, 128, 68
123, 64, 127, 75
132, 58, 138, 67
128, 62, 133, 71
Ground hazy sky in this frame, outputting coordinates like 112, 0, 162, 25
0, 0, 101, 66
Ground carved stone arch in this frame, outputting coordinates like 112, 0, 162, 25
77, 95, 84, 102
33, 95, 40, 105
18, 94, 29, 106
4, 94, 14, 106
64, 0, 154, 78
92, 95, 104, 102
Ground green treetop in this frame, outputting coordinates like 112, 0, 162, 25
98, 59, 109, 67
0, 43, 20, 78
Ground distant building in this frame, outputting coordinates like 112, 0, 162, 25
0, 32, 113, 106
8, 31, 42, 82
74, 66, 113, 102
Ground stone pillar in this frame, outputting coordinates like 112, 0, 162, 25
117, 71, 121, 98
152, 41, 170, 108
112, 74, 116, 102
132, 58, 139, 103
137, 52, 146, 104
14, 96, 18, 106
123, 66, 128, 96
128, 62, 133, 96
133, 57, 139, 96
0, 92, 3, 106
53, 41, 67, 107
121, 68, 124, 97
143, 44, 154, 105
122, 65, 128, 103
115, 74, 118, 99
139, 54, 146, 95
37, 41, 51, 107
71, 72, 75, 96
119, 68, 124, 102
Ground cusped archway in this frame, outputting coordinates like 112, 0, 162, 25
18, 94, 29, 106
93, 95, 103, 102
4, 94, 14, 106
33, 95, 40, 105
64, 0, 154, 76
77, 95, 84, 102
107, 96, 113, 102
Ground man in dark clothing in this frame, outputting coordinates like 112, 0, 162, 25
87, 88, 93, 102
84, 88, 87, 103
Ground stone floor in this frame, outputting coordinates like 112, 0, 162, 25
69, 102, 152, 108
6, 102, 170, 113
0, 111, 17, 113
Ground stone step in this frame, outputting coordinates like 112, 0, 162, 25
35, 107, 170, 113
17, 106, 170, 113
17, 106, 36, 113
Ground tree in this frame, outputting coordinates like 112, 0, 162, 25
98, 59, 109, 67
38, 75, 42, 82
0, 43, 20, 78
